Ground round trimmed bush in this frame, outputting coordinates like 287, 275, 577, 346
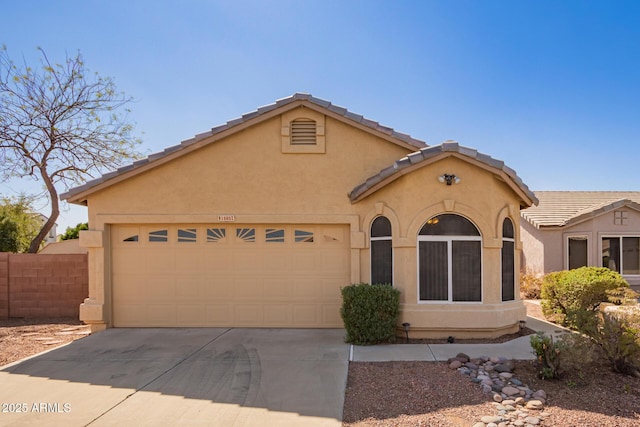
541, 266, 629, 327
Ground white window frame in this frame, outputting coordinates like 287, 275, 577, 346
565, 233, 591, 270
599, 233, 640, 277
417, 234, 483, 304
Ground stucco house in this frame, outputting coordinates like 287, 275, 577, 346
62, 94, 537, 337
521, 191, 640, 291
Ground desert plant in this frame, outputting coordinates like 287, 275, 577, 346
530, 332, 567, 379
573, 308, 640, 377
520, 270, 543, 299
540, 267, 629, 327
340, 283, 400, 345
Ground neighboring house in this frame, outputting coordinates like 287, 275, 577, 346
33, 213, 58, 244
521, 191, 640, 291
61, 94, 537, 337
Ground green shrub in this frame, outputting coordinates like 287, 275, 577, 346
340, 283, 400, 345
541, 267, 629, 327
520, 270, 543, 299
573, 308, 640, 377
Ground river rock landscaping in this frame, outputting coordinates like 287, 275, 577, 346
448, 353, 549, 426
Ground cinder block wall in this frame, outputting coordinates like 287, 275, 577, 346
0, 253, 88, 319
0, 253, 9, 319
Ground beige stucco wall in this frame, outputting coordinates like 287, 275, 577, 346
519, 219, 545, 276
39, 239, 88, 254
354, 157, 526, 337
78, 106, 528, 337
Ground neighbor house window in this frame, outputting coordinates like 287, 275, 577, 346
614, 211, 628, 225
501, 218, 515, 301
568, 236, 588, 269
603, 236, 640, 275
418, 214, 482, 302
371, 216, 392, 285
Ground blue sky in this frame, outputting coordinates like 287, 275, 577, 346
2, 0, 640, 232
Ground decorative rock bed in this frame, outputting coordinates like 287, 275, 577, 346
448, 353, 551, 427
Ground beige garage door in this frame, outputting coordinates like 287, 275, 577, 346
111, 224, 350, 327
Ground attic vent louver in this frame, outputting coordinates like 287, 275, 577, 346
291, 119, 316, 145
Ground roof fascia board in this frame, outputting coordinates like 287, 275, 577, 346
63, 97, 424, 204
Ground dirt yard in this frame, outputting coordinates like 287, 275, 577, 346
0, 317, 90, 366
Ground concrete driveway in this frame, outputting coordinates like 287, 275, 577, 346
0, 328, 349, 427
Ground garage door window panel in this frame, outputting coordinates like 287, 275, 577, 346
236, 228, 256, 243
295, 229, 314, 243
207, 228, 226, 243
266, 228, 285, 243
149, 229, 168, 242
178, 228, 197, 243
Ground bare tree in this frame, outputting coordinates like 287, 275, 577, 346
0, 46, 142, 252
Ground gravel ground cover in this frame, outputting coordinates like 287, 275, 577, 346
343, 301, 640, 426
0, 317, 90, 367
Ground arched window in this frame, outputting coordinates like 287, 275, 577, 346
501, 218, 515, 301
418, 214, 482, 302
371, 216, 392, 285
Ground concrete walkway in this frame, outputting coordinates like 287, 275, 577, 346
350, 315, 570, 362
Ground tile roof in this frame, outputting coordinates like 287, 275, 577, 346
61, 93, 427, 203
348, 141, 538, 206
521, 191, 640, 228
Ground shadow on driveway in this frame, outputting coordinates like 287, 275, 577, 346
0, 328, 349, 426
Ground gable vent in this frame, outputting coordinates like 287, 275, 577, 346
291, 119, 317, 145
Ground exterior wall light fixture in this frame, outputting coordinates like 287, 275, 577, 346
519, 320, 527, 335
438, 174, 460, 185
402, 322, 411, 343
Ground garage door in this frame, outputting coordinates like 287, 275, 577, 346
111, 224, 350, 327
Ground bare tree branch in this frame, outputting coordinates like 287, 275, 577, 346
0, 46, 142, 252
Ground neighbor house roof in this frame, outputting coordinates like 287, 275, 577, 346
61, 93, 427, 205
521, 191, 640, 228
348, 141, 538, 208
